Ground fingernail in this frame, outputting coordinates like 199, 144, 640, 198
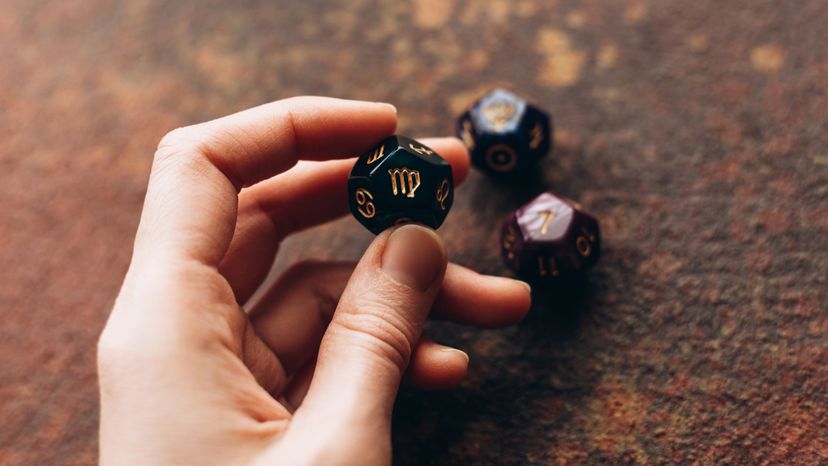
515, 279, 532, 294
440, 347, 470, 364
375, 102, 397, 115
382, 225, 446, 291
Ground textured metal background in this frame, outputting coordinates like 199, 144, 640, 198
2, 0, 827, 464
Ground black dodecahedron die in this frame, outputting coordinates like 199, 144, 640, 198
457, 88, 552, 176
348, 135, 454, 234
501, 192, 600, 280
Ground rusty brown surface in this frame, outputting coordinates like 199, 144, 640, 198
1, 0, 827, 464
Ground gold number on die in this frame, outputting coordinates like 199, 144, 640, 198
537, 210, 555, 235
537, 256, 559, 277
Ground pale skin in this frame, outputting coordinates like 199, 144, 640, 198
98, 97, 532, 465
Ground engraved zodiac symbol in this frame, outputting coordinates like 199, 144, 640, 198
409, 143, 433, 156
529, 122, 544, 149
388, 167, 421, 198
485, 144, 518, 172
482, 101, 517, 130
537, 210, 555, 235
435, 179, 450, 210
575, 226, 597, 257
537, 256, 559, 277
502, 226, 518, 260
460, 120, 475, 150
354, 188, 376, 218
366, 145, 386, 165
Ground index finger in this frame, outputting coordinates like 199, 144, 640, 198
135, 97, 397, 266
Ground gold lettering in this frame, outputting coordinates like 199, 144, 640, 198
435, 179, 450, 210
354, 188, 376, 218
388, 167, 421, 198
366, 145, 385, 165
529, 122, 544, 149
409, 143, 434, 157
537, 210, 555, 234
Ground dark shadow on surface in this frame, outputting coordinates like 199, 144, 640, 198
520, 275, 596, 341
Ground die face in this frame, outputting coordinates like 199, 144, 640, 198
515, 192, 575, 242
348, 135, 454, 234
471, 88, 527, 134
457, 88, 552, 176
500, 192, 600, 280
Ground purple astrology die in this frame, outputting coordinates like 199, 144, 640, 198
501, 192, 600, 280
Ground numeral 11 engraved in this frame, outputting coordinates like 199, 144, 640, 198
537, 256, 559, 277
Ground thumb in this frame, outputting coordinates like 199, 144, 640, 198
286, 224, 446, 460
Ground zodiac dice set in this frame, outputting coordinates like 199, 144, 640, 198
348, 88, 599, 282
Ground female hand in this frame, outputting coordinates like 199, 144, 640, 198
98, 97, 531, 465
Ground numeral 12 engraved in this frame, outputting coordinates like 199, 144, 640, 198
366, 145, 386, 164
537, 210, 555, 234
537, 256, 559, 277
354, 188, 376, 218
435, 179, 450, 210
388, 167, 421, 198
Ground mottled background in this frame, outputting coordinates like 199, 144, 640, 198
2, 0, 827, 464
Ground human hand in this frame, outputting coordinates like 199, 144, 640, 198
98, 97, 532, 465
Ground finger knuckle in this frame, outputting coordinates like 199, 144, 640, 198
154, 126, 206, 168
330, 309, 417, 373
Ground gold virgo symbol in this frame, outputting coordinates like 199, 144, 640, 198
388, 167, 421, 198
